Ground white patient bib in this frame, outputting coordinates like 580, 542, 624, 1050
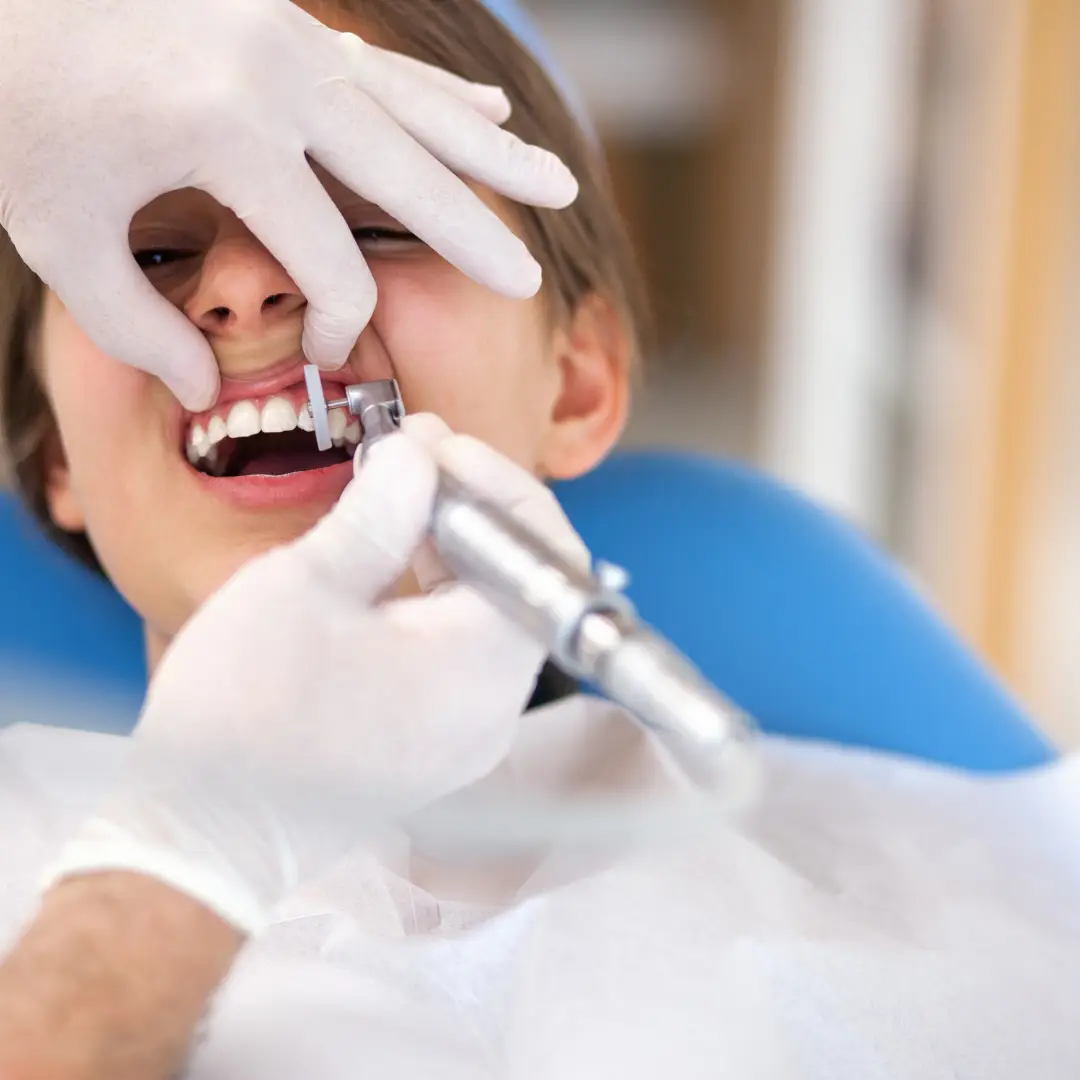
0, 700, 1078, 1078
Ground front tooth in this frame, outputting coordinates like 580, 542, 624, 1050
186, 442, 201, 466
328, 408, 347, 441
227, 401, 260, 439
261, 397, 297, 434
297, 405, 315, 433
344, 421, 361, 444
208, 416, 228, 445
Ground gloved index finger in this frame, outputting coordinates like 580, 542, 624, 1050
202, 145, 379, 372
307, 85, 543, 300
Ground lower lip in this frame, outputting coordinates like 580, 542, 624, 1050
187, 459, 355, 509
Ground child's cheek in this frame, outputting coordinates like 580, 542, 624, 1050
370, 277, 488, 415
366, 264, 552, 464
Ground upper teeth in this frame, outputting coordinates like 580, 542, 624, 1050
185, 396, 361, 469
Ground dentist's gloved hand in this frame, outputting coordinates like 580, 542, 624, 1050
0, 0, 577, 411
46, 416, 588, 935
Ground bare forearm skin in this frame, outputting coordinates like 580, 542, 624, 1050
0, 873, 242, 1080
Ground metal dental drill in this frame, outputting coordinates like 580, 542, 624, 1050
304, 367, 757, 797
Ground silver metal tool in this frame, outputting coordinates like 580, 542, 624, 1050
304, 367, 405, 451
304, 367, 756, 796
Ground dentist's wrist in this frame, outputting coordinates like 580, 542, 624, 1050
45, 748, 307, 937
0, 872, 242, 1080
46, 814, 272, 938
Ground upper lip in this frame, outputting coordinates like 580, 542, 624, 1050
212, 355, 348, 408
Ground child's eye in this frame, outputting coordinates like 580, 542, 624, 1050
133, 249, 199, 270
351, 227, 420, 250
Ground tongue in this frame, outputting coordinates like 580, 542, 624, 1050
236, 447, 346, 477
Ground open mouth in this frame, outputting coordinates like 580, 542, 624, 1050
184, 388, 360, 478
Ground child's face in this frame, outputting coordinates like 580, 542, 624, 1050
37, 171, 626, 665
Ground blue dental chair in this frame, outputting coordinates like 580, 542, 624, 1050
555, 453, 1054, 772
0, 452, 1056, 771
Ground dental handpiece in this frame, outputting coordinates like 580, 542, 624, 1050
304, 367, 757, 797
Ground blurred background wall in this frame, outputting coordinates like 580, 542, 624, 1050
524, 0, 1080, 746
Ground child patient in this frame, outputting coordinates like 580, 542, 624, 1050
1, 1, 1078, 1077
0, 1, 641, 677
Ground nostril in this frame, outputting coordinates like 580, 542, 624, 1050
211, 306, 231, 320
261, 293, 306, 319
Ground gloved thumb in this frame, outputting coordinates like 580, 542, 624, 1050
29, 221, 221, 411
294, 428, 439, 605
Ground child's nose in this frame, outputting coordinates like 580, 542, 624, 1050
186, 235, 306, 344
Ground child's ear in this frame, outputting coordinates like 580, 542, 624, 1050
540, 292, 631, 481
41, 429, 86, 533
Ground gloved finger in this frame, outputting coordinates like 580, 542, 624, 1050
350, 412, 452, 480
201, 145, 378, 372
308, 84, 542, 300
393, 584, 546, 701
297, 431, 438, 604
369, 46, 512, 125
397, 414, 456, 593
436, 435, 589, 570
349, 37, 577, 210
409, 535, 453, 597
399, 412, 455, 450
35, 222, 220, 410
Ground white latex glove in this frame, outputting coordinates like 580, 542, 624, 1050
0, 0, 578, 411
46, 416, 589, 934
